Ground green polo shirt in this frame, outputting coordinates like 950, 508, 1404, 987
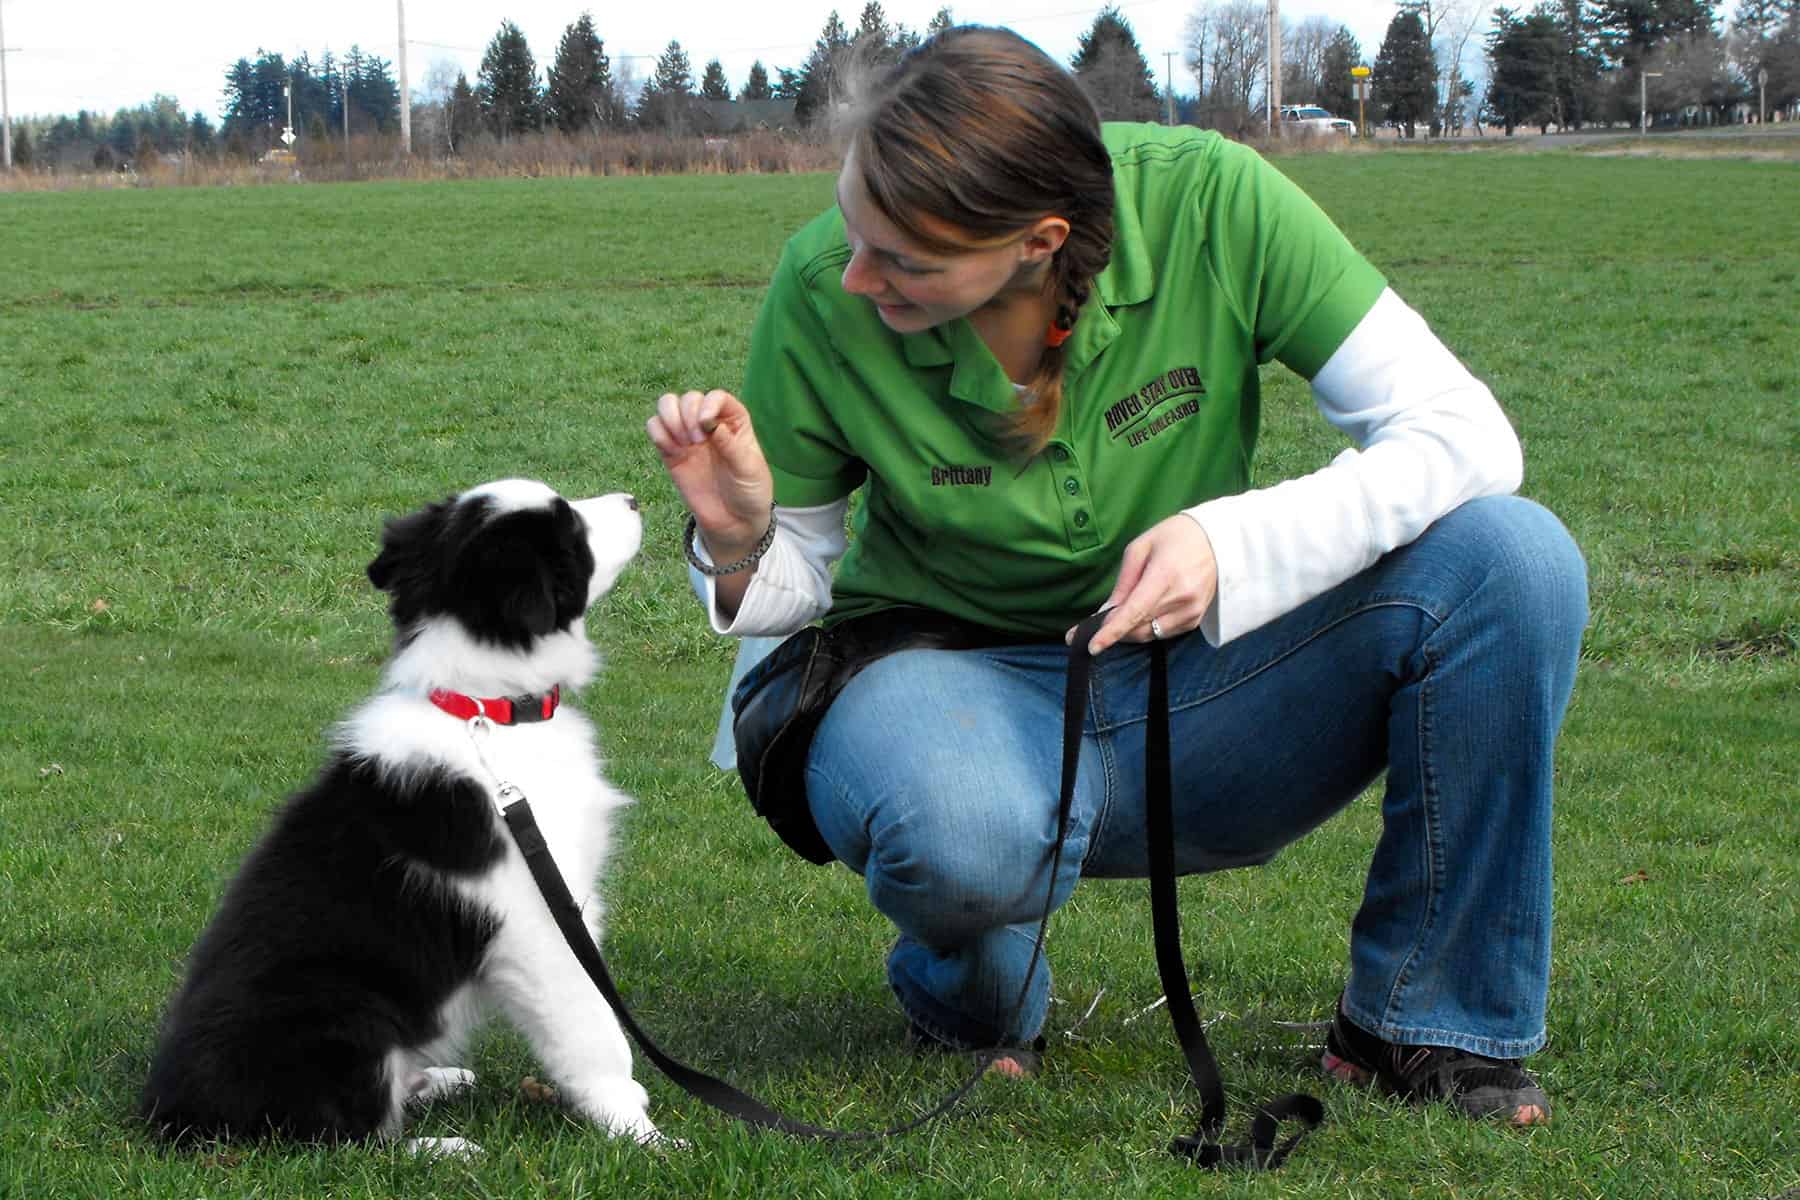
740, 123, 1386, 636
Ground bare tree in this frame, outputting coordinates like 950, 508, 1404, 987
1434, 0, 1491, 134
1185, 0, 1268, 134
1282, 15, 1337, 104
413, 58, 462, 156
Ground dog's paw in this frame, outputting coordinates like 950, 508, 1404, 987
637, 1128, 691, 1152
407, 1067, 477, 1107
518, 1075, 559, 1104
403, 1136, 483, 1159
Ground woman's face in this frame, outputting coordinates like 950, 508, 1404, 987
835, 151, 1055, 335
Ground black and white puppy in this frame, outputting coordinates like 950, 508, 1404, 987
141, 479, 658, 1150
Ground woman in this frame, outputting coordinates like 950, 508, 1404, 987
647, 25, 1585, 1127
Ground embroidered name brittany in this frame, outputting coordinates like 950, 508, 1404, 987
930, 465, 993, 487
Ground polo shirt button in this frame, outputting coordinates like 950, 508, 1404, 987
1073, 510, 1089, 528
1052, 446, 1070, 462
1063, 478, 1081, 496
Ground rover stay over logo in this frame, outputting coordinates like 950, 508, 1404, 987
1104, 365, 1207, 448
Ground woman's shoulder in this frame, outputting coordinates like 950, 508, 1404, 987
777, 207, 853, 287
1103, 122, 1228, 167
1101, 122, 1270, 189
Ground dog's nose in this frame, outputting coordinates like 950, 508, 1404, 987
624, 495, 638, 512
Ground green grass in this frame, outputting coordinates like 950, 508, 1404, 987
2, 155, 1796, 1199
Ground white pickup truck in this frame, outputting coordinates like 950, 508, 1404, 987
1280, 105, 1355, 135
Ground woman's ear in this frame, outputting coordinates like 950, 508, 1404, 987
1020, 216, 1071, 264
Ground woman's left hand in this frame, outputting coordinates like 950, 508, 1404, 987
1072, 514, 1218, 655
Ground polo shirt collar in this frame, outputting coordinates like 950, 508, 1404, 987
900, 197, 1156, 412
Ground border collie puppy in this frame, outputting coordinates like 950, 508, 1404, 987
141, 480, 658, 1150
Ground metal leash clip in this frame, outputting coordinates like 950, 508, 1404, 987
462, 714, 524, 814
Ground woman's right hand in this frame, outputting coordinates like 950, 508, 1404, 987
646, 389, 775, 563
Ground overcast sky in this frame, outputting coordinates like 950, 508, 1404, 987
2, 0, 1408, 124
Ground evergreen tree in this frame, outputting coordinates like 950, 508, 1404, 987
11, 123, 32, 168
253, 51, 290, 132
637, 40, 697, 130
1732, 0, 1790, 42
1373, 8, 1438, 135
1071, 5, 1161, 121
318, 50, 342, 132
448, 72, 481, 152
1591, 0, 1719, 67
1730, 0, 1794, 103
1317, 26, 1363, 120
108, 112, 139, 159
288, 53, 332, 132
1486, 6, 1562, 133
348, 48, 402, 132
794, 10, 852, 126
188, 112, 216, 155
927, 6, 955, 37
478, 20, 543, 138
220, 51, 290, 146
774, 66, 806, 100
1771, 11, 1800, 114
221, 58, 258, 135
853, 2, 920, 64
856, 2, 895, 55
739, 60, 773, 100
700, 59, 732, 100
1551, 0, 1606, 129
546, 12, 618, 132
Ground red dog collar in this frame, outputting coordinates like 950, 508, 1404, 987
428, 685, 560, 725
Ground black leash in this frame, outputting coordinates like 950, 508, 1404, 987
1133, 619, 1324, 1168
493, 610, 1319, 1163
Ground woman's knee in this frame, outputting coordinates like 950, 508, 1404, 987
806, 652, 1075, 942
1439, 495, 1589, 648
810, 745, 1068, 943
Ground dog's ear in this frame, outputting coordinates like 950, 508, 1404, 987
367, 498, 454, 594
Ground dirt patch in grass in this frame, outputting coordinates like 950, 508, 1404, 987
1703, 621, 1798, 662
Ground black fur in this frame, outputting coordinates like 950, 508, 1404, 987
367, 494, 595, 650
139, 759, 503, 1143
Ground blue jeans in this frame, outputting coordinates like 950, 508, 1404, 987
804, 496, 1587, 1060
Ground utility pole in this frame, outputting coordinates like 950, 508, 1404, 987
1, 0, 13, 171
1164, 51, 1176, 126
1758, 66, 1768, 126
397, 0, 412, 154
1267, 0, 1282, 138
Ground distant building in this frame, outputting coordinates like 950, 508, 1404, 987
699, 99, 799, 133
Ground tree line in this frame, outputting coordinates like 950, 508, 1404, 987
419, 3, 955, 153
1484, 0, 1798, 134
6, 0, 1795, 171
1187, 0, 1797, 139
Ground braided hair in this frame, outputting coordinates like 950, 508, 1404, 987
841, 25, 1116, 455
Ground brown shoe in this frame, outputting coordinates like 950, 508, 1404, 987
1321, 1002, 1550, 1126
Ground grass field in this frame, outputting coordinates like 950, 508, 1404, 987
2, 148, 1796, 1199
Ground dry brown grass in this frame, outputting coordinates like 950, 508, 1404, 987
0, 128, 844, 192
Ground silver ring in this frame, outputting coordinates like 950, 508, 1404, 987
1150, 617, 1165, 640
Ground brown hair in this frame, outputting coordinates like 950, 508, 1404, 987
842, 26, 1115, 455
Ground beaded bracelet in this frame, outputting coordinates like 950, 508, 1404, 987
683, 509, 776, 577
